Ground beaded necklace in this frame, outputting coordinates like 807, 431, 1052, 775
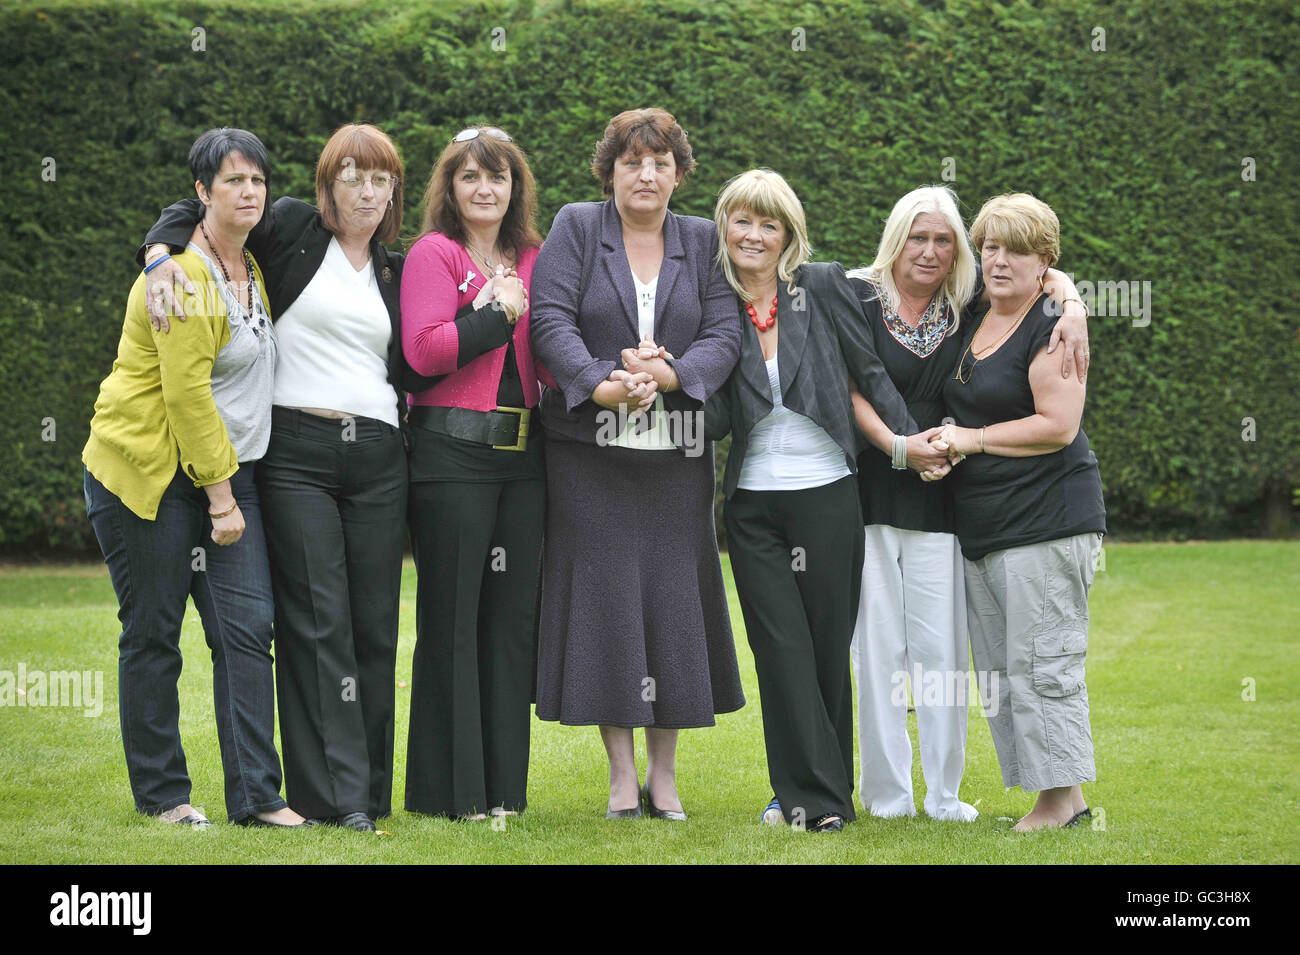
199, 221, 266, 339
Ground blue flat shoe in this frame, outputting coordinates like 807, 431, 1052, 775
761, 797, 784, 825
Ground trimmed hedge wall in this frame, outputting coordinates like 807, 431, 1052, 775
2, 0, 1296, 552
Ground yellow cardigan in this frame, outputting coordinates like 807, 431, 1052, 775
83, 249, 271, 520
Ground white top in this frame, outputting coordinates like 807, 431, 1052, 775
609, 272, 676, 451
273, 237, 400, 427
736, 354, 851, 491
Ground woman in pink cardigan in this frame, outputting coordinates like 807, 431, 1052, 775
400, 126, 546, 819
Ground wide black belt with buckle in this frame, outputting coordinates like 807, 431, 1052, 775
409, 405, 531, 452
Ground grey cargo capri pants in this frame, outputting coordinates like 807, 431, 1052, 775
964, 532, 1102, 793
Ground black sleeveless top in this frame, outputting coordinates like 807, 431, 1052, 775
941, 294, 1106, 560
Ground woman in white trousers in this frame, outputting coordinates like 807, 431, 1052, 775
847, 185, 1089, 820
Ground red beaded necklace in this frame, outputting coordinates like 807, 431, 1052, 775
746, 295, 778, 331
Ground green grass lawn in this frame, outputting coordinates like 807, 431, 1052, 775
1, 541, 1296, 864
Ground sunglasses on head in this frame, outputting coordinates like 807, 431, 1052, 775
452, 127, 513, 144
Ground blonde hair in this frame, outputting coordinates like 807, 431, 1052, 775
969, 192, 1060, 266
713, 169, 812, 298
847, 185, 976, 336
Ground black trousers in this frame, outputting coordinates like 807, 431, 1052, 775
406, 473, 544, 816
724, 475, 863, 823
257, 408, 407, 819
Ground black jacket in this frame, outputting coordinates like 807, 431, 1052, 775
704, 261, 918, 499
137, 195, 440, 424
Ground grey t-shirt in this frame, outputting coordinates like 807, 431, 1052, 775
189, 243, 277, 463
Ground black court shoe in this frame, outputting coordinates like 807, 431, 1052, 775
641, 784, 687, 822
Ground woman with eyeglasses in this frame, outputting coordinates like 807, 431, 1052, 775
139, 123, 433, 832
400, 125, 543, 820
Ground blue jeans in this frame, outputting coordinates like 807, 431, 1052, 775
84, 464, 287, 822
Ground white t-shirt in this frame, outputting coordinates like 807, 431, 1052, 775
272, 237, 399, 427
736, 354, 851, 490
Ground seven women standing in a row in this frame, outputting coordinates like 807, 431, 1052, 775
110, 111, 1101, 833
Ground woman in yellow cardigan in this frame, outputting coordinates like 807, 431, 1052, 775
83, 128, 307, 829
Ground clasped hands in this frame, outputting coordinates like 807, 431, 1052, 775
592, 338, 678, 414
473, 265, 527, 324
912, 423, 979, 483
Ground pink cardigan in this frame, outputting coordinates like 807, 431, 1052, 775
401, 232, 552, 410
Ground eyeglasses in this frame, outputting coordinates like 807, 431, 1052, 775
452, 127, 513, 144
335, 173, 397, 190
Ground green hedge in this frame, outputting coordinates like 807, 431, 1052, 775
2, 0, 1296, 552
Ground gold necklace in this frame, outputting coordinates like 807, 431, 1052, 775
953, 293, 1039, 384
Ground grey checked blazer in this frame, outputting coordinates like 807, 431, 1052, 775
704, 261, 918, 499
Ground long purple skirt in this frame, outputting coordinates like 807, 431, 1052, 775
534, 435, 745, 728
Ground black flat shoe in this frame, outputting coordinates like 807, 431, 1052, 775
336, 811, 376, 832
1065, 807, 1092, 827
237, 815, 316, 829
808, 813, 844, 833
641, 784, 687, 822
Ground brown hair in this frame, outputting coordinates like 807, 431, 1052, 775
417, 126, 541, 255
315, 124, 404, 244
969, 192, 1060, 266
590, 108, 696, 196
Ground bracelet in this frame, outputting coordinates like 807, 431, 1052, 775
979, 426, 986, 454
891, 434, 908, 470
1063, 297, 1089, 317
492, 299, 520, 325
144, 253, 171, 275
208, 502, 238, 519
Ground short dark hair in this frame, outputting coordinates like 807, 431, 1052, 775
417, 126, 541, 255
591, 108, 696, 196
188, 127, 271, 194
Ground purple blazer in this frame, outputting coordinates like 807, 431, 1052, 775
529, 199, 742, 446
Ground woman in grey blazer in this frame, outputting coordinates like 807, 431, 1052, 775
700, 169, 925, 832
530, 109, 744, 821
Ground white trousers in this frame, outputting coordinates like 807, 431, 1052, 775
851, 524, 977, 820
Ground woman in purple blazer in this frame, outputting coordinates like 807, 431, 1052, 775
529, 108, 744, 820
